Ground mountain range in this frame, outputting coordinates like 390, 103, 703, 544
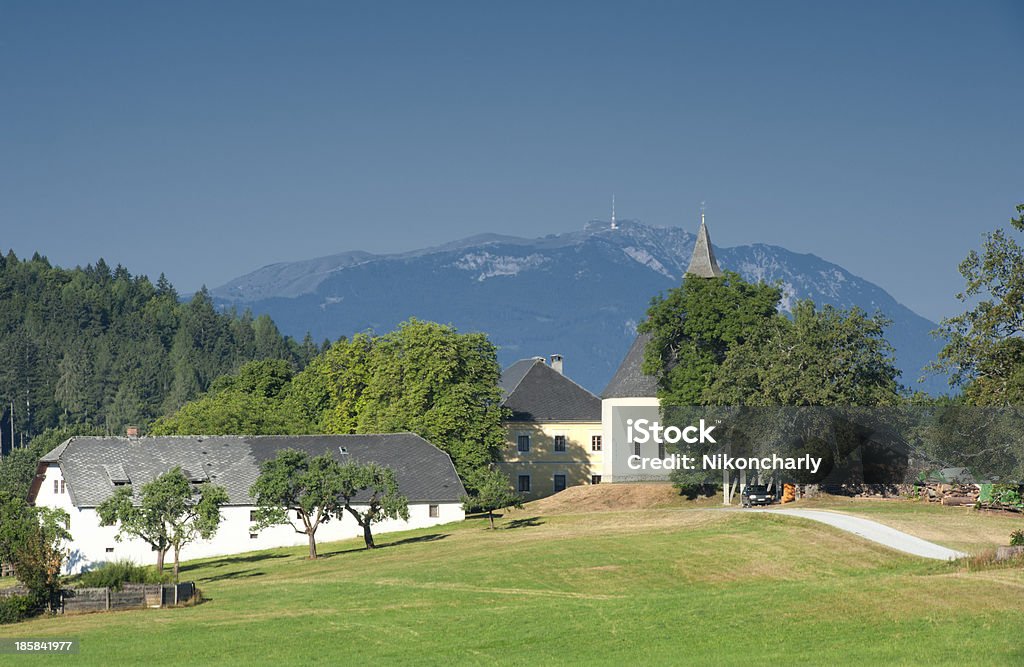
211, 220, 949, 395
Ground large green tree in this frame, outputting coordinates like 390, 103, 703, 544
708, 300, 902, 406
639, 271, 782, 405
689, 302, 903, 495
641, 274, 902, 499
932, 203, 1024, 405
98, 468, 228, 580
290, 333, 373, 433
352, 320, 506, 477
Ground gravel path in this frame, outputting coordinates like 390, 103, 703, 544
757, 508, 969, 560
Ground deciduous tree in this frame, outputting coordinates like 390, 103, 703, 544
461, 466, 523, 529
708, 300, 901, 406
336, 462, 409, 549
249, 450, 345, 559
353, 319, 506, 480
98, 468, 228, 580
0, 494, 71, 609
932, 203, 1024, 405
639, 272, 781, 405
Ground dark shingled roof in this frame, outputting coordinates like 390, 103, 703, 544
500, 358, 601, 422
38, 434, 465, 508
498, 358, 537, 395
601, 332, 660, 399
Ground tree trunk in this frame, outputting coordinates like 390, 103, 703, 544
307, 531, 318, 559
488, 510, 495, 529
155, 547, 166, 578
173, 546, 181, 583
362, 521, 375, 549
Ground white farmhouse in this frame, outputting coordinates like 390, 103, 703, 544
30, 433, 466, 573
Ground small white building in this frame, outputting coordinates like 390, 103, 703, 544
30, 433, 466, 573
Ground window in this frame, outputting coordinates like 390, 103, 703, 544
591, 475, 602, 485
250, 510, 258, 522
634, 442, 641, 457
53, 480, 59, 494
518, 475, 531, 493
105, 547, 115, 554
553, 474, 567, 492
554, 435, 566, 452
658, 443, 666, 460
517, 435, 530, 453
60, 480, 65, 494
591, 435, 602, 452
429, 504, 439, 518
249, 533, 258, 540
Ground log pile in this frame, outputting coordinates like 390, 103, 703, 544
923, 483, 980, 506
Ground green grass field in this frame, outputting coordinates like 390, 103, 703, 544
2, 500, 1023, 666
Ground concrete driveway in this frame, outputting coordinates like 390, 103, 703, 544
756, 508, 969, 560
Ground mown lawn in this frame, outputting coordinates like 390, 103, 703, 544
1, 508, 1022, 666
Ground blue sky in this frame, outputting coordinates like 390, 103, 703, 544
2, 1, 1022, 321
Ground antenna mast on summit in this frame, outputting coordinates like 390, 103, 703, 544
700, 201, 706, 226
611, 195, 618, 230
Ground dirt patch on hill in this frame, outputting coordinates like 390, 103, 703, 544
514, 483, 718, 515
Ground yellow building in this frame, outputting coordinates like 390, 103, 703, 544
497, 355, 603, 500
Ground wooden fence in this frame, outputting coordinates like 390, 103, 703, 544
0, 582, 196, 614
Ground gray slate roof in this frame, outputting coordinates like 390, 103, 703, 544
500, 358, 601, 422
498, 358, 537, 395
601, 332, 660, 399
38, 434, 465, 508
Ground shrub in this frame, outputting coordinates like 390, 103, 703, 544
0, 595, 35, 624
1011, 530, 1024, 547
75, 560, 162, 590
991, 484, 1023, 508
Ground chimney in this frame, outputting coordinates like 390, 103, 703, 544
550, 354, 563, 375
125, 425, 140, 438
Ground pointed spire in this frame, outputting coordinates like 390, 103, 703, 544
686, 205, 724, 278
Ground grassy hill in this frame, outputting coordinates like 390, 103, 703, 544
2, 494, 1023, 665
